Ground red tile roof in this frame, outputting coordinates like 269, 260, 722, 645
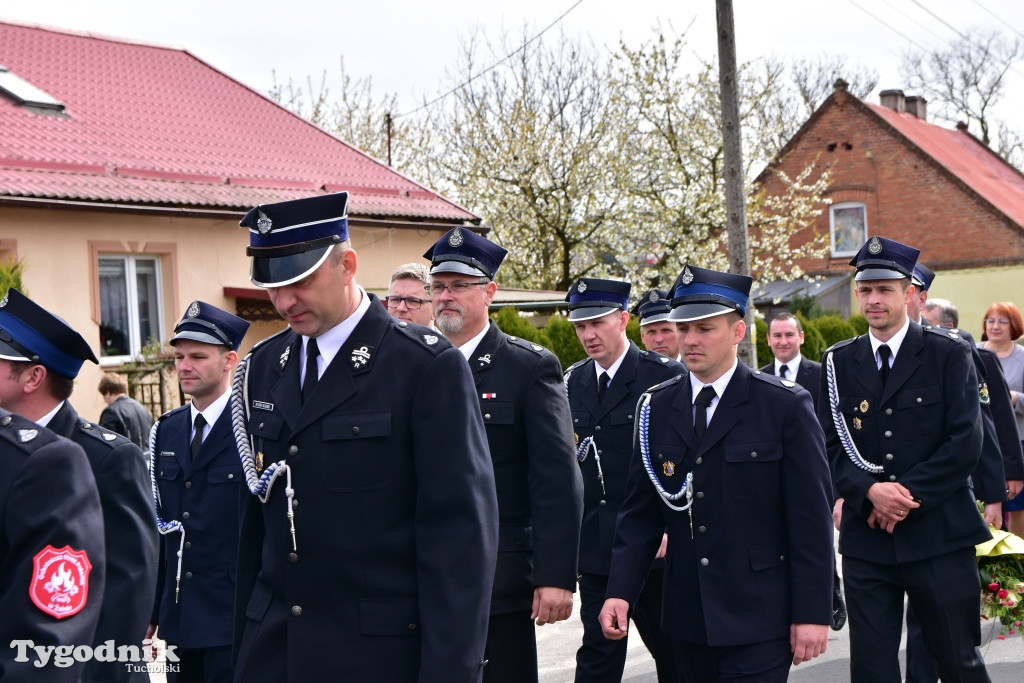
0, 20, 478, 223
867, 101, 1024, 228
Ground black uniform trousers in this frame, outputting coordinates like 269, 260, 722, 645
483, 611, 538, 683
672, 637, 791, 683
170, 646, 233, 683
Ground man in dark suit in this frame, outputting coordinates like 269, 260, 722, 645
563, 278, 684, 683
759, 312, 848, 631
601, 265, 835, 682
820, 237, 992, 683
0, 407, 106, 683
423, 227, 583, 683
0, 289, 157, 683
98, 373, 154, 455
150, 301, 250, 683
232, 193, 498, 682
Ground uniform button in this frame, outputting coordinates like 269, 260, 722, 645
885, 453, 894, 460
352, 426, 360, 434
627, 415, 633, 420
290, 605, 303, 617
574, 418, 579, 423
228, 473, 234, 479
185, 572, 193, 579
598, 450, 603, 456
656, 452, 662, 460
185, 481, 192, 488
408, 623, 417, 631
1, 416, 11, 425
695, 457, 703, 465
83, 422, 92, 429
288, 552, 298, 563
885, 408, 893, 415
184, 542, 192, 549
884, 430, 892, 437
288, 445, 298, 456
484, 414, 491, 420
889, 475, 897, 481
259, 422, 265, 430
700, 558, 709, 566
916, 397, 923, 403
182, 512, 190, 519
698, 526, 706, 533
292, 499, 299, 508
159, 470, 165, 476
599, 500, 607, 506
779, 554, 785, 561
750, 451, 757, 458
595, 425, 601, 432
696, 492, 704, 499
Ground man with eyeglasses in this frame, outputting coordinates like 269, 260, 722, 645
423, 227, 583, 683
386, 262, 435, 328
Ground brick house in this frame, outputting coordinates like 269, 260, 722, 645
756, 80, 1024, 334
0, 19, 484, 419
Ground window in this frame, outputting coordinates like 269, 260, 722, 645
98, 256, 162, 359
829, 202, 867, 257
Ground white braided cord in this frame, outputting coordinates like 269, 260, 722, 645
638, 392, 694, 512
149, 419, 185, 603
825, 351, 884, 473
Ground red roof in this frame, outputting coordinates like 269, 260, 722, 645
867, 102, 1024, 228
0, 20, 478, 223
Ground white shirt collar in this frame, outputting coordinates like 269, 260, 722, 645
868, 315, 911, 365
302, 286, 372, 378
191, 388, 230, 437
775, 353, 803, 377
35, 400, 65, 428
458, 321, 492, 360
689, 356, 739, 406
595, 343, 630, 382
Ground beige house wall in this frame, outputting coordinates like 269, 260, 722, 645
2, 204, 453, 422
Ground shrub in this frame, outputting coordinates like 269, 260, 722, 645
848, 315, 869, 335
543, 314, 587, 370
492, 307, 550, 348
812, 315, 859, 350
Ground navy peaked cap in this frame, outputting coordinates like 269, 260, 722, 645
850, 236, 919, 281
241, 192, 349, 287
170, 301, 250, 351
424, 227, 507, 280
911, 262, 935, 291
632, 289, 672, 325
668, 265, 752, 322
0, 289, 98, 378
565, 278, 631, 322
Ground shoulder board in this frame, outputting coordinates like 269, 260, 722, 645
506, 335, 548, 355
0, 412, 59, 453
244, 327, 292, 360
824, 336, 858, 355
751, 369, 802, 393
563, 357, 591, 380
393, 321, 449, 353
924, 325, 966, 344
154, 403, 190, 425
639, 350, 675, 366
76, 420, 130, 448
646, 373, 686, 394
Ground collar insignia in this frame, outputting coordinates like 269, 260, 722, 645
576, 281, 587, 293
186, 300, 200, 318
256, 209, 273, 234
102, 433, 117, 441
18, 428, 38, 443
867, 236, 882, 255
423, 334, 439, 346
681, 266, 695, 285
478, 354, 492, 365
351, 345, 372, 369
279, 345, 291, 370
448, 227, 464, 247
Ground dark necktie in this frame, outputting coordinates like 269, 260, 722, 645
779, 364, 789, 379
190, 413, 206, 460
597, 372, 610, 403
302, 338, 320, 403
878, 344, 891, 386
693, 385, 717, 442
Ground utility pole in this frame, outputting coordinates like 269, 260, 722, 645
715, 0, 756, 367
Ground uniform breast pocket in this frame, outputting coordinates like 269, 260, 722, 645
480, 400, 514, 426
724, 441, 782, 498
321, 410, 394, 492
156, 460, 180, 481
896, 386, 941, 439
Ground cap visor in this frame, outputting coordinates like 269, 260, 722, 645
855, 267, 907, 282
251, 246, 333, 287
170, 331, 228, 347
668, 303, 737, 322
567, 306, 621, 322
0, 339, 32, 362
640, 312, 672, 325
429, 261, 489, 278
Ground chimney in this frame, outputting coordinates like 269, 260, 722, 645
879, 89, 906, 113
905, 95, 927, 120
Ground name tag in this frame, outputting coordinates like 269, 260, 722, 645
160, 451, 175, 458
253, 400, 274, 411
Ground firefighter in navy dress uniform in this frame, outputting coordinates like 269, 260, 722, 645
820, 237, 992, 683
231, 192, 498, 683
0, 289, 156, 683
150, 301, 250, 683
423, 227, 583, 683
601, 265, 834, 683
563, 278, 685, 683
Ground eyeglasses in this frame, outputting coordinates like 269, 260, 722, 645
985, 318, 1010, 325
426, 280, 489, 296
385, 296, 426, 310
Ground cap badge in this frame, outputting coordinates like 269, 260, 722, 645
18, 428, 38, 443
186, 301, 200, 318
351, 346, 372, 369
423, 334, 439, 346
279, 345, 291, 370
867, 236, 882, 255
256, 209, 273, 235
681, 266, 695, 285
663, 461, 675, 477
649, 291, 658, 302
448, 227, 464, 248
577, 281, 588, 294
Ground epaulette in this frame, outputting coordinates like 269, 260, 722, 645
639, 349, 674, 366
393, 320, 448, 354
924, 325, 967, 344
154, 403, 190, 426
750, 369, 802, 393
563, 357, 591, 381
646, 374, 686, 394
244, 327, 292, 360
76, 420, 130, 447
824, 336, 858, 355
507, 335, 548, 355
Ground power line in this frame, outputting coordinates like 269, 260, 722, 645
967, 0, 1024, 43
396, 0, 585, 119
909, 0, 1024, 79
846, 0, 932, 54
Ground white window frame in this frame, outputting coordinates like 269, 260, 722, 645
829, 202, 868, 257
98, 254, 164, 362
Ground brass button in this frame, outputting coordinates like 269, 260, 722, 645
290, 605, 303, 617
288, 445, 298, 456
288, 552, 298, 563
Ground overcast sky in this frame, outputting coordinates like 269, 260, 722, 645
3, 0, 1023, 123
